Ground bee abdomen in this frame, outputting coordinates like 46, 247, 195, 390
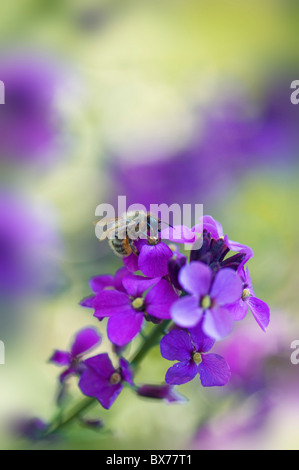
109, 237, 132, 257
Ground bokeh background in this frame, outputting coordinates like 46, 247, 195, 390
0, 0, 299, 450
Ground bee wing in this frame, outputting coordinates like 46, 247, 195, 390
95, 216, 129, 241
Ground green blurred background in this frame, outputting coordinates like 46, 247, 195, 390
0, 0, 299, 450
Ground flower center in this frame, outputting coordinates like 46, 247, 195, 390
169, 244, 177, 252
132, 297, 144, 310
110, 372, 122, 385
193, 352, 202, 364
201, 294, 211, 309
242, 288, 251, 300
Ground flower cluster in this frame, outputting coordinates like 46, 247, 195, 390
50, 214, 270, 416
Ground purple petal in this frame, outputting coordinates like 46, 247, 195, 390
165, 360, 198, 385
80, 295, 96, 308
171, 295, 203, 328
189, 323, 215, 353
246, 296, 270, 332
78, 363, 122, 409
145, 279, 178, 320
193, 215, 223, 239
122, 274, 160, 298
179, 262, 212, 297
107, 310, 144, 346
123, 253, 139, 272
227, 239, 254, 265
160, 329, 193, 361
93, 290, 131, 319
89, 274, 114, 293
160, 225, 196, 244
113, 266, 131, 292
210, 268, 242, 305
49, 350, 70, 366
120, 357, 134, 386
83, 353, 115, 378
71, 327, 101, 358
229, 299, 248, 321
137, 384, 187, 403
198, 354, 231, 387
138, 242, 173, 277
203, 306, 234, 340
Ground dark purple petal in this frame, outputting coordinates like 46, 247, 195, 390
122, 274, 160, 298
145, 279, 178, 320
137, 384, 187, 403
107, 310, 144, 346
120, 357, 134, 386
171, 295, 203, 328
71, 327, 101, 358
80, 295, 96, 308
89, 274, 114, 293
210, 268, 242, 305
246, 296, 270, 332
79, 354, 124, 409
83, 353, 115, 378
189, 323, 215, 353
93, 290, 131, 319
123, 253, 139, 272
160, 329, 193, 361
179, 262, 212, 297
227, 238, 254, 266
49, 350, 70, 366
203, 306, 234, 340
198, 353, 231, 387
165, 360, 198, 385
138, 242, 173, 277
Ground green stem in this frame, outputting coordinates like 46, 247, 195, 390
46, 320, 171, 437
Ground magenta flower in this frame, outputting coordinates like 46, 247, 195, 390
160, 326, 231, 386
94, 274, 178, 345
230, 267, 270, 332
50, 327, 101, 382
171, 262, 242, 339
78, 353, 133, 409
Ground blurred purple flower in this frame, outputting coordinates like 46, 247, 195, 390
137, 384, 187, 403
50, 327, 101, 382
160, 325, 231, 387
78, 353, 133, 409
0, 191, 61, 296
0, 54, 59, 162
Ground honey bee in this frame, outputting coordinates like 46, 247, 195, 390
96, 210, 162, 257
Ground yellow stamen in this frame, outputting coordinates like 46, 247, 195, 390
242, 288, 251, 300
201, 295, 212, 309
132, 297, 144, 310
110, 372, 121, 385
193, 352, 202, 364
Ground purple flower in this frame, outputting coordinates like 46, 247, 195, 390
167, 245, 187, 291
160, 326, 231, 387
94, 274, 178, 345
171, 262, 242, 339
10, 417, 49, 441
78, 353, 133, 409
137, 384, 187, 403
80, 267, 128, 308
230, 267, 270, 332
50, 327, 101, 382
0, 54, 59, 162
191, 215, 253, 273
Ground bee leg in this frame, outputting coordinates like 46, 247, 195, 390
129, 239, 138, 255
